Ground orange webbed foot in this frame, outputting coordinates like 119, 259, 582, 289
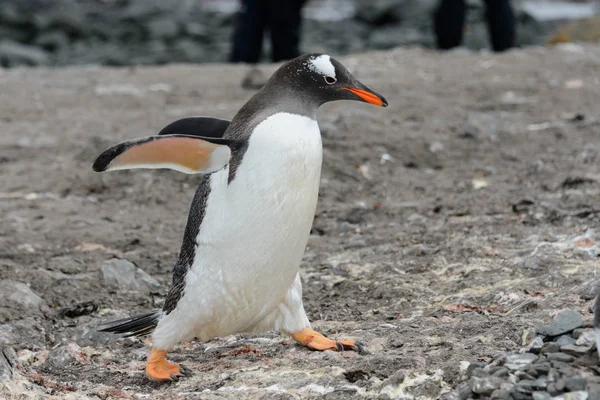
291, 327, 364, 353
145, 348, 190, 382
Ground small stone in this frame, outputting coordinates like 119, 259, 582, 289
0, 40, 49, 67
491, 389, 511, 400
547, 382, 560, 396
145, 17, 179, 40
241, 67, 267, 90
516, 371, 536, 381
572, 328, 585, 339
532, 392, 552, 400
454, 381, 472, 400
575, 329, 597, 347
555, 378, 566, 391
536, 311, 584, 337
560, 344, 592, 357
587, 383, 600, 400
542, 342, 561, 354
468, 365, 488, 378
0, 346, 13, 382
472, 376, 503, 395
556, 334, 577, 346
534, 363, 551, 375
551, 391, 590, 400
566, 376, 587, 392
100, 258, 160, 293
0, 280, 45, 316
45, 343, 89, 368
547, 352, 575, 362
492, 367, 509, 377
527, 336, 545, 353
505, 353, 538, 370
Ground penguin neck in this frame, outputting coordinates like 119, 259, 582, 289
228, 83, 319, 139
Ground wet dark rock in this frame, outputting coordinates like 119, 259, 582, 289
536, 311, 584, 337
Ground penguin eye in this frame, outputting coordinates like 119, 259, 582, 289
324, 76, 337, 85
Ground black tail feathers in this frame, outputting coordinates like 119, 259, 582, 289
99, 310, 161, 337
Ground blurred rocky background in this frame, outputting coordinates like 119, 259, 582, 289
0, 0, 599, 68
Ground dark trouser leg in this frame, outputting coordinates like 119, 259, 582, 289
267, 0, 306, 62
230, 0, 266, 63
483, 0, 515, 52
433, 0, 466, 50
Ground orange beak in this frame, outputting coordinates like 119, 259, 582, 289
343, 87, 388, 107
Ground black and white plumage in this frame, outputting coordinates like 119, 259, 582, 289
95, 53, 387, 380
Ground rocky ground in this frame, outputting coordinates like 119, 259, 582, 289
2, 46, 600, 399
0, 0, 588, 68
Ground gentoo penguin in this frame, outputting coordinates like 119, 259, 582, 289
94, 53, 388, 381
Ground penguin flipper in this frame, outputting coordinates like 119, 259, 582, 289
158, 117, 230, 138
92, 134, 237, 174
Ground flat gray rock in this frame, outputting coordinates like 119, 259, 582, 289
536, 311, 584, 337
100, 258, 160, 293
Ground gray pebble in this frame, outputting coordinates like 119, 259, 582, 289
566, 375, 587, 392
551, 391, 590, 400
546, 352, 575, 362
555, 334, 577, 346
527, 336, 545, 353
532, 392, 552, 400
572, 328, 585, 339
492, 367, 510, 378
560, 344, 592, 357
490, 389, 511, 400
505, 353, 538, 370
536, 311, 584, 337
470, 367, 489, 378
101, 258, 160, 293
472, 376, 504, 395
575, 329, 597, 347
587, 383, 600, 400
541, 342, 561, 354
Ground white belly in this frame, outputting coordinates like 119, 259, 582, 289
178, 113, 322, 339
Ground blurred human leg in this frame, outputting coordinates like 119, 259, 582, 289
268, 0, 306, 62
230, 0, 267, 63
433, 0, 466, 50
483, 0, 515, 52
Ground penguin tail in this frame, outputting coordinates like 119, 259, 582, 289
98, 310, 161, 337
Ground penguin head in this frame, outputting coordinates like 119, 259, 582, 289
271, 53, 388, 109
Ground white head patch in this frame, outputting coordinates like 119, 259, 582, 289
308, 55, 336, 78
